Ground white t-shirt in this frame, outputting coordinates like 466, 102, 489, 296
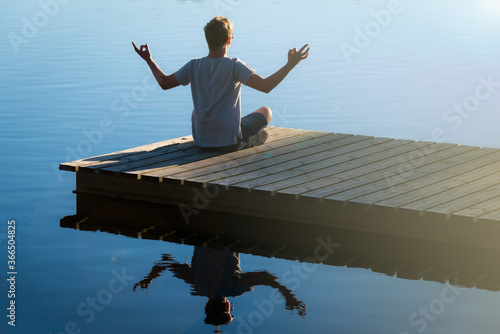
175, 56, 255, 147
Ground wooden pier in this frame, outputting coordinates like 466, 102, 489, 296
60, 126, 500, 249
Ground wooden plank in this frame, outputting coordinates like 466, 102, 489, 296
347, 148, 500, 206
91, 126, 289, 173
59, 135, 193, 171
177, 134, 376, 186
197, 135, 376, 188
141, 129, 333, 180
85, 145, 206, 174
123, 127, 305, 178
89, 127, 290, 175
321, 146, 486, 203
77, 139, 201, 172
399, 178, 500, 214
250, 139, 425, 195
451, 194, 500, 222
425, 183, 500, 217
223, 136, 394, 189
161, 132, 349, 182
479, 207, 500, 221
376, 162, 500, 210
288, 142, 456, 199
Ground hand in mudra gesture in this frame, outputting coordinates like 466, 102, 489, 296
132, 42, 152, 61
287, 44, 310, 67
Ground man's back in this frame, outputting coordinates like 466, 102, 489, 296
175, 56, 254, 147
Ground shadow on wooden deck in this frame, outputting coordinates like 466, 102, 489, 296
61, 140, 227, 173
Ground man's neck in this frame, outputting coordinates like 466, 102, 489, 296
208, 47, 228, 58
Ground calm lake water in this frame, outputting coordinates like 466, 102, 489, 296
2, 0, 500, 333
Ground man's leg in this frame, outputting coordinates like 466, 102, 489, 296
239, 106, 272, 149
199, 107, 271, 152
252, 106, 272, 123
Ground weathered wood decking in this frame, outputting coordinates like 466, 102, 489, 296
60, 127, 500, 249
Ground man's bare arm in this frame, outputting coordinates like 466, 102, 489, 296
246, 44, 309, 94
132, 42, 180, 90
243, 271, 306, 316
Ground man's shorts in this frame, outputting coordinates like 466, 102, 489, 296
200, 112, 268, 152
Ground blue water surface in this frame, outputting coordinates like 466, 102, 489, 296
1, 0, 500, 333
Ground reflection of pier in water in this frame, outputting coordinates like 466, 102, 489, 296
61, 196, 499, 292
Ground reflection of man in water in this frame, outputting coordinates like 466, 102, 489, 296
133, 246, 306, 327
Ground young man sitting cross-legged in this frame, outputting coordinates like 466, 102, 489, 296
133, 16, 309, 152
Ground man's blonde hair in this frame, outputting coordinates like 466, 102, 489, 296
204, 16, 233, 51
